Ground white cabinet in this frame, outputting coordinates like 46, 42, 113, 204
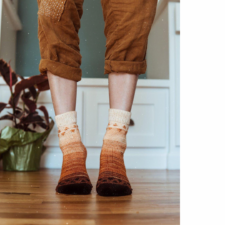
0, 78, 171, 169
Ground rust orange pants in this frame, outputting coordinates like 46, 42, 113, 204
37, 0, 157, 82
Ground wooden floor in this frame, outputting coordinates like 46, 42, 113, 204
0, 169, 180, 225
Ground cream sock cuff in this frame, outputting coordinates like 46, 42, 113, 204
55, 111, 77, 128
109, 109, 131, 125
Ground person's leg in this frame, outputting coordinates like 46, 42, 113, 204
38, 0, 92, 194
108, 72, 138, 111
97, 0, 158, 196
97, 73, 137, 196
47, 72, 77, 115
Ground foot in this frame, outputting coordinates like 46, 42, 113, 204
55, 111, 92, 195
96, 109, 132, 196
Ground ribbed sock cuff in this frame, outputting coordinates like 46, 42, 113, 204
109, 109, 131, 125
55, 111, 77, 128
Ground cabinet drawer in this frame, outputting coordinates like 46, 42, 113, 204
84, 88, 168, 148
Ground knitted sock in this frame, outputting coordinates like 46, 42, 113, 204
55, 111, 92, 195
96, 109, 132, 196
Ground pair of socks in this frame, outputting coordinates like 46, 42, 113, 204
55, 109, 132, 196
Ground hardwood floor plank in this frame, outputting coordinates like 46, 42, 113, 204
1, 219, 95, 225
0, 169, 180, 225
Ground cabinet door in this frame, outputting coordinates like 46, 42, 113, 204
84, 88, 168, 148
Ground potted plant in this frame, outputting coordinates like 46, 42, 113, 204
0, 59, 54, 171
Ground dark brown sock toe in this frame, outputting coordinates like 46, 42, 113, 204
97, 183, 132, 196
56, 183, 92, 195
96, 177, 132, 196
56, 176, 92, 195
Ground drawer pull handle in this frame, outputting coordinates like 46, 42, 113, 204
130, 119, 135, 126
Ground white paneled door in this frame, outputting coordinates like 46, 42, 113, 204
84, 88, 168, 148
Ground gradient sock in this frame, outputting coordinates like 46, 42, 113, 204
96, 109, 132, 196
55, 111, 92, 194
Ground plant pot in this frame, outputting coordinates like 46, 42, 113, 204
2, 138, 44, 171
0, 119, 54, 171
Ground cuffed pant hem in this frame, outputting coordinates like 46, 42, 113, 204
39, 59, 82, 82
104, 60, 147, 75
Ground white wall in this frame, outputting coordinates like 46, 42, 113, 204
0, 0, 21, 70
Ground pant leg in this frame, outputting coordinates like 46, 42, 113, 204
101, 0, 158, 75
37, 0, 84, 81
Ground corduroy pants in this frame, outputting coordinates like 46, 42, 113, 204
37, 0, 157, 82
